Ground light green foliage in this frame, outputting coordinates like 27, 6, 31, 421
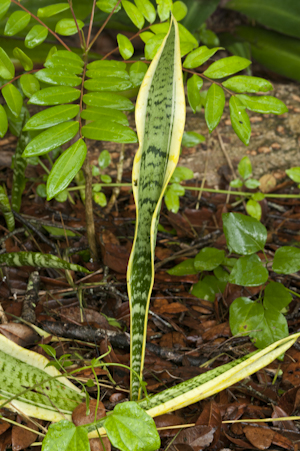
42, 421, 89, 451
134, 0, 156, 23
205, 84, 225, 132
35, 69, 82, 87
223, 212, 267, 254
167, 258, 198, 276
286, 167, 300, 184
273, 247, 300, 274
55, 19, 84, 36
0, 252, 89, 272
0, 0, 10, 20
82, 120, 137, 143
25, 25, 48, 48
194, 247, 225, 271
96, 0, 121, 13
2, 83, 23, 118
13, 48, 33, 71
38, 3, 70, 18
122, 1, 144, 29
229, 96, 251, 145
181, 131, 205, 147
229, 254, 268, 286
203, 56, 251, 78
223, 75, 273, 93
117, 34, 134, 59
0, 105, 8, 137
4, 11, 31, 36
0, 47, 15, 79
81, 107, 129, 126
183, 45, 220, 69
28, 86, 81, 106
187, 74, 203, 113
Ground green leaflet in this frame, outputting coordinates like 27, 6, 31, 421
0, 252, 89, 272
127, 16, 185, 400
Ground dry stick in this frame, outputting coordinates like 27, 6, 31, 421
105, 143, 126, 214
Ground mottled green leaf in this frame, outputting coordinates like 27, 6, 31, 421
187, 74, 203, 113
263, 281, 292, 312
55, 19, 84, 36
13, 47, 33, 71
24, 104, 79, 130
37, 3, 70, 18
23, 121, 79, 157
250, 309, 288, 349
0, 46, 15, 79
129, 61, 148, 87
229, 96, 251, 145
286, 167, 300, 183
205, 84, 225, 133
81, 106, 129, 126
0, 185, 14, 231
42, 420, 89, 451
117, 33, 134, 60
47, 139, 87, 200
2, 84, 23, 118
0, 0, 10, 20
181, 131, 205, 147
96, 0, 121, 13
0, 104, 8, 137
173, 1, 188, 21
28, 86, 81, 106
230, 297, 264, 335
203, 56, 251, 79
5, 105, 30, 137
246, 199, 261, 220
134, 0, 156, 23
167, 259, 198, 276
84, 77, 132, 92
83, 92, 134, 111
273, 246, 300, 275
237, 94, 288, 114
222, 75, 273, 93
229, 254, 268, 286
183, 45, 220, 69
0, 252, 89, 272
194, 247, 225, 271
35, 69, 82, 87
4, 11, 30, 36
82, 120, 137, 143
122, 0, 144, 29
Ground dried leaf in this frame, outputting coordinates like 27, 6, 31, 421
0, 323, 39, 347
72, 399, 106, 426
12, 417, 38, 451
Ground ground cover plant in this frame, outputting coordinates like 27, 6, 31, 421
0, 0, 300, 450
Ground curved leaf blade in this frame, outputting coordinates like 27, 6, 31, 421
4, 11, 31, 36
117, 33, 134, 60
0, 46, 15, 79
83, 92, 134, 111
237, 94, 288, 114
82, 120, 137, 143
205, 83, 225, 132
35, 69, 82, 87
25, 25, 48, 48
222, 75, 273, 93
84, 77, 132, 92
55, 19, 84, 36
13, 47, 33, 71
81, 106, 129, 126
28, 87, 81, 105
24, 104, 79, 130
37, 3, 70, 18
2, 83, 23, 118
229, 95, 251, 145
203, 55, 251, 79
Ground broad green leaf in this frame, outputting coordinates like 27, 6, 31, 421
84, 77, 132, 92
183, 46, 220, 69
13, 47, 33, 71
0, 185, 14, 231
222, 212, 267, 255
181, 131, 205, 147
230, 297, 264, 335
47, 139, 87, 200
192, 275, 225, 302
81, 106, 129, 126
43, 225, 76, 237
173, 1, 188, 21
104, 402, 160, 451
205, 84, 225, 133
194, 247, 225, 271
246, 199, 261, 221
150, 22, 170, 35
129, 61, 148, 87
238, 155, 252, 179
250, 309, 288, 349
223, 75, 273, 93
273, 246, 300, 274
28, 86, 81, 106
230, 178, 243, 188
140, 31, 154, 43
263, 281, 292, 312
83, 92, 134, 111
170, 166, 194, 183
93, 192, 107, 207
36, 184, 47, 197
203, 56, 251, 79
0, 46, 15, 79
199, 26, 219, 47
145, 34, 165, 60
38, 3, 70, 18
134, 0, 156, 23
286, 167, 300, 183
117, 34, 134, 60
229, 254, 268, 286
35, 69, 82, 87
46, 50, 84, 67
82, 120, 137, 143
4, 11, 30, 36
101, 175, 111, 184
98, 150, 111, 169
55, 19, 84, 36
2, 84, 23, 118
23, 121, 79, 157
179, 41, 196, 58
0, 252, 89, 272
229, 96, 251, 145
0, 0, 10, 20
11, 129, 29, 212
87, 60, 125, 71
165, 188, 180, 213
167, 258, 198, 276
237, 94, 288, 114
39, 343, 56, 358
42, 421, 89, 451
96, 0, 121, 13
187, 74, 203, 113
0, 104, 8, 137
169, 182, 185, 196
86, 67, 129, 79
156, 0, 172, 21
122, 0, 144, 29
24, 105, 79, 130
214, 265, 230, 282
178, 23, 198, 48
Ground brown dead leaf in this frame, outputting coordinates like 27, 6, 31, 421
272, 430, 294, 450
12, 417, 38, 451
154, 413, 184, 437
0, 429, 12, 451
259, 174, 276, 193
195, 402, 221, 447
72, 399, 106, 426
243, 426, 273, 450
272, 406, 298, 431
160, 331, 186, 349
0, 323, 39, 347
90, 437, 111, 451
173, 425, 215, 451
99, 230, 130, 273
0, 418, 10, 436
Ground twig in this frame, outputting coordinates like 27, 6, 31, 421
105, 143, 125, 214
87, 0, 122, 52
86, 0, 97, 49
68, 0, 84, 49
12, 210, 57, 251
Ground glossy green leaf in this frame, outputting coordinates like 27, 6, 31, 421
0, 0, 10, 20
35, 69, 82, 87
122, 0, 144, 29
222, 212, 267, 255
169, 183, 185, 196
192, 275, 225, 302
47, 50, 84, 66
0, 46, 15, 79
286, 167, 300, 183
96, 0, 121, 13
273, 246, 300, 274
246, 199, 261, 220
0, 185, 14, 231
83, 92, 134, 111
4, 11, 30, 36
229, 96, 251, 145
252, 192, 264, 201
178, 23, 198, 47
214, 265, 230, 282
150, 22, 170, 35
84, 77, 132, 92
245, 178, 260, 189
24, 105, 79, 130
93, 192, 107, 207
101, 174, 111, 184
42, 420, 89, 451
0, 104, 8, 137
47, 139, 87, 200
13, 47, 33, 71
187, 74, 203, 113
37, 3, 70, 18
2, 84, 23, 118
156, 0, 172, 21
81, 106, 129, 126
165, 189, 180, 213
140, 31, 154, 43
104, 402, 160, 451
222, 75, 273, 93
173, 1, 188, 21
86, 67, 129, 79
183, 46, 220, 69
203, 56, 251, 79
230, 297, 264, 335
28, 87, 81, 106
238, 156, 252, 179
82, 120, 137, 143
98, 150, 111, 169
87, 60, 125, 71
0, 252, 89, 272
263, 281, 292, 312
134, 0, 156, 23
167, 258, 198, 276
194, 247, 225, 271
129, 61, 148, 87
205, 84, 225, 133
237, 94, 288, 114
170, 166, 194, 183
181, 131, 205, 147
250, 309, 288, 349
117, 33, 134, 60
55, 19, 84, 36
229, 254, 268, 286
23, 121, 79, 157
145, 34, 165, 60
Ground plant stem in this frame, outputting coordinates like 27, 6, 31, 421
87, 0, 122, 52
86, 0, 97, 50
83, 157, 99, 261
68, 0, 84, 49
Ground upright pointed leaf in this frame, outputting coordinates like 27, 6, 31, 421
0, 46, 15, 79
127, 16, 185, 400
2, 84, 23, 118
122, 0, 144, 29
117, 33, 134, 60
4, 11, 31, 36
25, 25, 49, 48
187, 74, 203, 113
205, 84, 225, 132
